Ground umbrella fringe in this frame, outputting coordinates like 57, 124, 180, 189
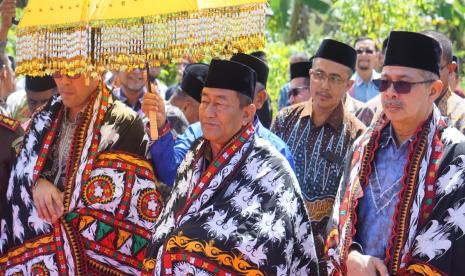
15, 3, 267, 76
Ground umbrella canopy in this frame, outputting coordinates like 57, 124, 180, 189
16, 0, 267, 76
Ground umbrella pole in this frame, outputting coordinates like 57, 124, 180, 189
146, 62, 158, 141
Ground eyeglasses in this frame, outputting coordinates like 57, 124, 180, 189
356, 48, 375, 55
374, 79, 436, 94
52, 72, 81, 79
288, 86, 309, 98
311, 70, 347, 86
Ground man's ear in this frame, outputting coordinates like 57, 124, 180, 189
254, 90, 267, 109
448, 63, 457, 75
429, 79, 443, 102
242, 103, 257, 126
346, 79, 354, 90
181, 101, 190, 112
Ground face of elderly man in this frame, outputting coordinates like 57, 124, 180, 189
53, 74, 100, 112
199, 87, 255, 147
380, 66, 443, 126
310, 58, 353, 112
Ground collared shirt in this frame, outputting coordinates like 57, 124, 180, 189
42, 110, 83, 191
349, 70, 381, 103
272, 99, 365, 264
113, 87, 145, 116
356, 124, 413, 259
150, 116, 296, 186
435, 88, 465, 134
272, 99, 365, 205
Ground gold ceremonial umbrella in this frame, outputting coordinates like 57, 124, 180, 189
16, 0, 267, 139
16, 0, 267, 76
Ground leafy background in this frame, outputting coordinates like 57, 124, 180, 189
7, 0, 465, 111
263, 0, 465, 111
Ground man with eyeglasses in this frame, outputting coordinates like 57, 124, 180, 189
278, 52, 310, 110
0, 69, 164, 274
360, 33, 465, 130
422, 30, 465, 134
112, 68, 189, 136
348, 37, 381, 103
272, 39, 366, 274
327, 31, 465, 276
288, 59, 312, 106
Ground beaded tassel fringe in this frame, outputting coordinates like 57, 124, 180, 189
16, 3, 267, 76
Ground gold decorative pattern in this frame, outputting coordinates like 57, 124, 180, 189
165, 235, 264, 276
0, 114, 20, 131
16, 2, 267, 76
97, 152, 154, 171
0, 235, 53, 263
406, 263, 443, 276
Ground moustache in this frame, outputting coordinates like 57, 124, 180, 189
382, 99, 404, 109
316, 91, 332, 98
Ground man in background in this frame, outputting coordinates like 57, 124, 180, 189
348, 37, 381, 103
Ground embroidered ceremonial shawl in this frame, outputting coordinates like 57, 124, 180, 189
326, 106, 465, 275
145, 124, 320, 276
0, 85, 163, 275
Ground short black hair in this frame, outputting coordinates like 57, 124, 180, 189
238, 92, 252, 108
354, 37, 379, 52
421, 30, 453, 64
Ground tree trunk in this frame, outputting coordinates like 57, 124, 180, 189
288, 0, 310, 44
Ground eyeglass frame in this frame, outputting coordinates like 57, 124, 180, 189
374, 78, 437, 94
310, 69, 350, 86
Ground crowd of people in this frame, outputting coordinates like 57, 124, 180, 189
0, 1, 465, 275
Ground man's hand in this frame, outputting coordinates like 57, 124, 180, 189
347, 250, 389, 276
0, 0, 15, 31
33, 178, 65, 224
142, 92, 167, 130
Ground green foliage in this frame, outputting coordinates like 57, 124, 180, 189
158, 64, 178, 88
302, 0, 331, 13
422, 0, 465, 73
6, 8, 23, 58
266, 0, 291, 42
265, 41, 305, 111
328, 0, 432, 45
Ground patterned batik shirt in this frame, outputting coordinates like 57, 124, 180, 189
272, 99, 365, 267
435, 88, 465, 134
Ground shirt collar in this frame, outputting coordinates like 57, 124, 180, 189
379, 123, 414, 149
115, 87, 146, 105
253, 115, 262, 132
353, 70, 381, 87
300, 98, 345, 130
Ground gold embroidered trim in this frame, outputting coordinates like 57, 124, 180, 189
166, 235, 264, 276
